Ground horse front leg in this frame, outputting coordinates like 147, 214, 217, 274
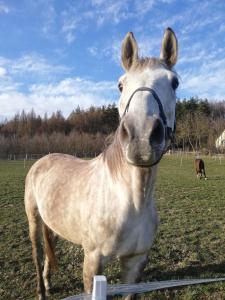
83, 249, 103, 294
120, 253, 148, 300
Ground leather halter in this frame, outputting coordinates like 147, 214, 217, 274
121, 87, 174, 143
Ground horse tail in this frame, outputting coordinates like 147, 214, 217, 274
43, 224, 58, 270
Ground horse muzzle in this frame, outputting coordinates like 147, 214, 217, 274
120, 117, 165, 167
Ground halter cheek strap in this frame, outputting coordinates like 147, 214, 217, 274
121, 87, 175, 143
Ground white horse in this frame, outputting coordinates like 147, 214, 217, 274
25, 27, 179, 300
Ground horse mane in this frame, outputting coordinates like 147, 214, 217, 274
102, 127, 126, 179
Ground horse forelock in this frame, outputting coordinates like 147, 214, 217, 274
130, 57, 168, 72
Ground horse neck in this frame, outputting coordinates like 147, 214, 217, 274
128, 165, 158, 210
102, 129, 126, 179
102, 130, 158, 209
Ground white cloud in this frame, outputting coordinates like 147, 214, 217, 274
88, 46, 98, 57
157, 14, 184, 29
0, 56, 10, 66
102, 41, 121, 64
42, 5, 56, 36
91, 0, 105, 4
178, 43, 222, 65
0, 77, 118, 119
94, 1, 132, 26
61, 15, 80, 44
88, 37, 121, 64
0, 52, 118, 119
2, 0, 225, 114
12, 54, 67, 75
0, 53, 71, 80
181, 15, 221, 35
219, 23, 225, 33
60, 9, 95, 44
138, 36, 161, 58
134, 0, 155, 15
90, 0, 176, 24
0, 67, 6, 77
0, 78, 21, 93
161, 0, 175, 3
179, 57, 225, 100
0, 2, 10, 14
65, 32, 76, 44
59, 0, 133, 32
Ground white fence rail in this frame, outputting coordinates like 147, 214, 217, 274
62, 276, 225, 300
5, 152, 98, 160
2, 150, 225, 162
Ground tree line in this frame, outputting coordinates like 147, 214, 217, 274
0, 98, 225, 158
175, 98, 225, 153
0, 104, 119, 158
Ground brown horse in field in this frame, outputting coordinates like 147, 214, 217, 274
25, 28, 179, 300
195, 158, 207, 179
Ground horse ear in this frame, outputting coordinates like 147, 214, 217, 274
160, 27, 178, 68
121, 32, 138, 71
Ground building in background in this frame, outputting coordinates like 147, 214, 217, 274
216, 130, 225, 148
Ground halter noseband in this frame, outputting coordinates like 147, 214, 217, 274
121, 87, 174, 143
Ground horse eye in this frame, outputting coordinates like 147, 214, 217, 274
118, 82, 123, 92
171, 77, 179, 90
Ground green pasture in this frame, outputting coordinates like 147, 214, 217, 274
1, 155, 225, 299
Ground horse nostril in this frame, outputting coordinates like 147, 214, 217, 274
149, 119, 164, 145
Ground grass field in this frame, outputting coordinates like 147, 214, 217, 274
1, 155, 225, 299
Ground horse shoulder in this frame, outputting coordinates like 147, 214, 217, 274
26, 154, 92, 243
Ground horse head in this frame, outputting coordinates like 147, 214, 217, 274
118, 28, 178, 167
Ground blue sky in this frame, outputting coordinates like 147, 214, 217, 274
1, 0, 225, 119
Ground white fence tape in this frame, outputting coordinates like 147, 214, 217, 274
62, 276, 225, 300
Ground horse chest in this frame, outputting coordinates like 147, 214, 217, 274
117, 210, 157, 256
89, 200, 158, 257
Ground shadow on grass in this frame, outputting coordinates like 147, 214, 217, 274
205, 176, 225, 181
50, 280, 83, 298
144, 260, 225, 281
